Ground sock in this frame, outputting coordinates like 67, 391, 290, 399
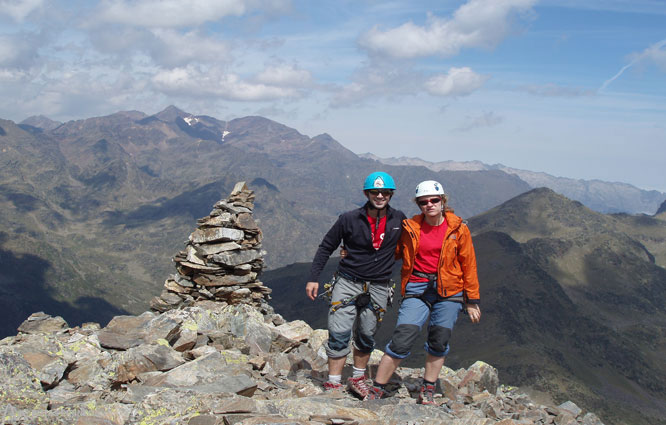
328, 374, 342, 384
372, 381, 387, 389
352, 366, 366, 378
423, 378, 437, 386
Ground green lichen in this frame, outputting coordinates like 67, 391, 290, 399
68, 340, 84, 352
182, 320, 198, 331
220, 351, 248, 364
137, 407, 168, 425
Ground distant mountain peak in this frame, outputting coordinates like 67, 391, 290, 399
359, 153, 491, 171
312, 133, 334, 142
469, 187, 606, 243
154, 105, 189, 122
656, 199, 666, 216
19, 115, 62, 131
364, 153, 665, 214
496, 186, 589, 214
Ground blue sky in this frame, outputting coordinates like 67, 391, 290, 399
1, 0, 665, 191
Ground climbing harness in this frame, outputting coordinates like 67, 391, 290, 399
402, 270, 465, 311
320, 271, 392, 322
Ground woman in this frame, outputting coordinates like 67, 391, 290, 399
366, 180, 481, 404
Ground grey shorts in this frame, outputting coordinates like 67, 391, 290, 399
325, 274, 390, 358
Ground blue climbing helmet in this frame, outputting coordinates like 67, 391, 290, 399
363, 172, 396, 190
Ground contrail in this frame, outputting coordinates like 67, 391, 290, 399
600, 39, 666, 92
600, 62, 635, 92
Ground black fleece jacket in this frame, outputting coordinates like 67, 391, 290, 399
308, 203, 406, 283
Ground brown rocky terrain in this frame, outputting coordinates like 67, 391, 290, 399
264, 188, 666, 425
1, 184, 605, 425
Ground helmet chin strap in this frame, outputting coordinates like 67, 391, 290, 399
367, 202, 387, 212
365, 198, 387, 216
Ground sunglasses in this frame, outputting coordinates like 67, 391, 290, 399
367, 189, 394, 196
417, 197, 441, 206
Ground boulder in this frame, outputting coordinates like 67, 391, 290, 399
0, 350, 49, 409
458, 360, 499, 395
17, 312, 68, 334
115, 343, 185, 383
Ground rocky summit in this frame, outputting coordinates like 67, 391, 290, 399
0, 184, 605, 425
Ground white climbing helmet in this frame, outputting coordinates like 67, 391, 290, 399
414, 180, 446, 199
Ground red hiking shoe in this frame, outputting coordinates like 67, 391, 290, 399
418, 383, 437, 405
323, 381, 344, 392
365, 385, 387, 401
347, 375, 370, 399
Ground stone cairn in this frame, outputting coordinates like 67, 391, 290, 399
0, 182, 610, 425
150, 181, 272, 313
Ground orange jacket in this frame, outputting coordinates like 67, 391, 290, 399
396, 212, 480, 303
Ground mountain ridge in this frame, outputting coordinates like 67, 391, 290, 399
360, 153, 665, 215
1, 106, 531, 336
264, 187, 666, 425
0, 182, 610, 424
2, 112, 665, 423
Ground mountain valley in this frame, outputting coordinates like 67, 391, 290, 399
1, 107, 665, 424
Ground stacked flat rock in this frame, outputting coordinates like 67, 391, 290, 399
2, 309, 610, 425
150, 181, 272, 313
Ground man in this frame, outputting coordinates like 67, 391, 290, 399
306, 171, 406, 399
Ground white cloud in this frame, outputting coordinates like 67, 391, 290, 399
329, 60, 423, 107
256, 64, 312, 87
601, 39, 666, 91
0, 32, 41, 69
152, 65, 301, 101
149, 29, 232, 67
0, 0, 44, 21
359, 0, 537, 58
95, 0, 290, 28
87, 26, 232, 68
2, 65, 153, 120
425, 67, 488, 97
331, 81, 368, 107
632, 38, 666, 71
455, 111, 503, 131
0, 68, 31, 82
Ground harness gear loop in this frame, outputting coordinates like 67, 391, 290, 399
318, 272, 340, 301
402, 270, 466, 311
329, 278, 387, 322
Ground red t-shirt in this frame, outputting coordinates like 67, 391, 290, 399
410, 219, 448, 282
367, 215, 387, 250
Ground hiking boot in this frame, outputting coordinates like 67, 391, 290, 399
365, 385, 387, 401
417, 383, 437, 405
347, 375, 370, 399
323, 381, 344, 392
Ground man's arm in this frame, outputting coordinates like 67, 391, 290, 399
306, 216, 345, 300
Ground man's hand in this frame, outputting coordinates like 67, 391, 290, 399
306, 281, 319, 301
466, 304, 481, 323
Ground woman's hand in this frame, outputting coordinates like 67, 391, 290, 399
466, 304, 481, 323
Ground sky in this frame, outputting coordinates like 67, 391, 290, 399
1, 0, 665, 192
